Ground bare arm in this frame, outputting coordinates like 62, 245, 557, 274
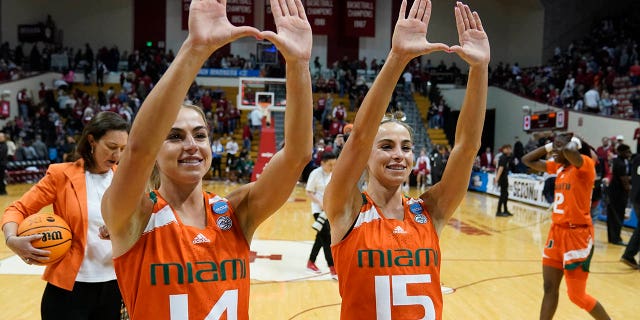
422, 2, 490, 233
102, 0, 260, 255
522, 146, 548, 172
325, 0, 449, 243
226, 0, 313, 237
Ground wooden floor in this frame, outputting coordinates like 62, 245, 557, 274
1, 181, 638, 319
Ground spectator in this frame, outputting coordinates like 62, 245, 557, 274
32, 134, 48, 160
583, 85, 600, 113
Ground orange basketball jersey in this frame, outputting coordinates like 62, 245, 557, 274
114, 191, 250, 320
332, 193, 443, 320
546, 155, 595, 226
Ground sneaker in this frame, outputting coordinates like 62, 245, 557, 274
307, 260, 321, 273
496, 212, 511, 217
620, 256, 639, 269
503, 211, 514, 216
329, 266, 338, 280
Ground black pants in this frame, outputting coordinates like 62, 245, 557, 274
309, 212, 334, 267
606, 194, 627, 243
0, 165, 6, 194
607, 192, 627, 243
623, 202, 640, 259
211, 157, 222, 179
41, 280, 122, 320
497, 181, 509, 213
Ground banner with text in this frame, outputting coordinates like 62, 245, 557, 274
344, 0, 375, 37
227, 0, 254, 26
305, 0, 335, 34
469, 171, 550, 207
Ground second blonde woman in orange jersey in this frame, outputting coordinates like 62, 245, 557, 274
324, 1, 490, 319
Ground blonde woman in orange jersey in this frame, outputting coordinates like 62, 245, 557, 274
323, 1, 489, 319
522, 134, 611, 320
100, 0, 313, 319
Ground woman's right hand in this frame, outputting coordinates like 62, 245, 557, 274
6, 234, 50, 265
186, 0, 261, 54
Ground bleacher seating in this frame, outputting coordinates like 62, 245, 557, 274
5, 160, 50, 184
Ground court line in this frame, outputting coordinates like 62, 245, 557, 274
286, 303, 341, 319
251, 272, 333, 285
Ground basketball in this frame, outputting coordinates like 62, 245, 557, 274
17, 213, 72, 265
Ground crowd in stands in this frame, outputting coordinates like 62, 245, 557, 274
490, 17, 640, 119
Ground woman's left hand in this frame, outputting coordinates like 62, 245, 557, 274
449, 2, 490, 67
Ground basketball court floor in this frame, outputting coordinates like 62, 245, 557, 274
0, 181, 638, 319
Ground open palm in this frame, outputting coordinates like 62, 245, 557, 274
391, 0, 449, 59
260, 0, 312, 62
450, 3, 490, 66
188, 0, 260, 51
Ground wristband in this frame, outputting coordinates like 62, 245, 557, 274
570, 137, 582, 149
5, 235, 15, 244
544, 143, 553, 153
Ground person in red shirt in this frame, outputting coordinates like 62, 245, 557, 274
200, 90, 213, 113
522, 134, 611, 320
629, 60, 640, 86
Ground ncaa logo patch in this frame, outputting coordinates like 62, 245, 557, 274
217, 216, 233, 230
414, 214, 428, 224
409, 202, 423, 214
212, 201, 229, 215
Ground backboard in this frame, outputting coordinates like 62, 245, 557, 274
238, 77, 286, 111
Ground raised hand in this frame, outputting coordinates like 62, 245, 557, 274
449, 2, 490, 67
259, 0, 312, 63
391, 0, 449, 59
187, 0, 261, 53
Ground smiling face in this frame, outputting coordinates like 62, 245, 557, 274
367, 122, 414, 187
89, 130, 128, 173
156, 107, 212, 186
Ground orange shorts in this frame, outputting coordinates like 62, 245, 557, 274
542, 223, 594, 271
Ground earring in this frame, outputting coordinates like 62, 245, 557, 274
91, 146, 94, 154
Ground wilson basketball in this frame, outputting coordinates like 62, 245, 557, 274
17, 213, 72, 265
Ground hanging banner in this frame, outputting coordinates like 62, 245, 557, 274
227, 0, 254, 26
344, 0, 375, 37
182, 0, 191, 30
305, 0, 335, 34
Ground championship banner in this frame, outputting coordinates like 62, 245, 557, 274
344, 0, 375, 37
182, 0, 191, 30
305, 0, 335, 34
227, 0, 254, 26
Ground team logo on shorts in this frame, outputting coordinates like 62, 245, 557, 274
409, 202, 423, 214
212, 201, 229, 214
414, 214, 428, 224
217, 216, 233, 230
